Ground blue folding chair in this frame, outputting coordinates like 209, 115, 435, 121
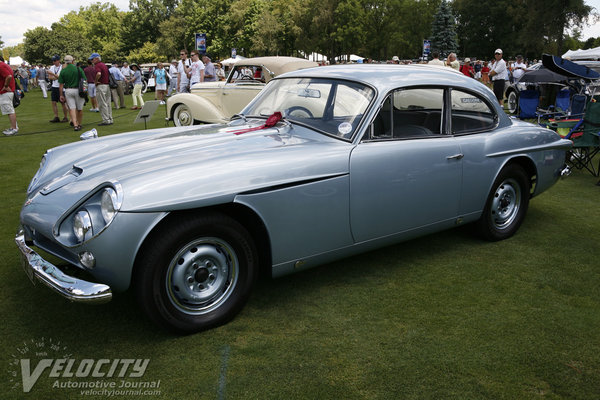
518, 89, 539, 119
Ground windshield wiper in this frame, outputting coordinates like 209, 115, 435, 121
231, 113, 247, 123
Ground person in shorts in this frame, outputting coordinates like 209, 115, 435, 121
47, 55, 69, 123
58, 55, 85, 131
0, 55, 18, 136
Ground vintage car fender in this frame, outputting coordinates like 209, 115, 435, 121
167, 93, 228, 124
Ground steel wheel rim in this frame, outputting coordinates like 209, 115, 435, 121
490, 178, 521, 230
166, 238, 238, 315
174, 105, 193, 126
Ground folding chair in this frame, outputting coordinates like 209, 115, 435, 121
518, 89, 539, 119
538, 88, 571, 122
563, 99, 600, 177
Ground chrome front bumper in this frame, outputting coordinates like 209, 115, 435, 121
16, 228, 112, 304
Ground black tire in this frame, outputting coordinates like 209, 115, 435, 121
135, 212, 258, 333
475, 164, 530, 241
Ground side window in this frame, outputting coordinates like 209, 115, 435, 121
369, 88, 444, 140
450, 89, 496, 134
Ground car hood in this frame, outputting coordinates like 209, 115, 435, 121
28, 121, 352, 212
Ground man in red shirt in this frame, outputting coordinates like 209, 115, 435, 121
460, 58, 475, 78
0, 56, 18, 136
89, 52, 113, 125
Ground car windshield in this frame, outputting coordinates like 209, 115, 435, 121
244, 77, 375, 139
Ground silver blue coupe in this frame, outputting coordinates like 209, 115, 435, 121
17, 64, 571, 332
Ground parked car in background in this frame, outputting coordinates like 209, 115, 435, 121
17, 64, 571, 333
505, 61, 600, 114
166, 56, 318, 126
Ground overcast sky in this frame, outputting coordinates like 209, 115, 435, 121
2, 0, 600, 49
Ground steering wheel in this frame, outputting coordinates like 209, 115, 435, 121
285, 106, 314, 118
240, 74, 254, 81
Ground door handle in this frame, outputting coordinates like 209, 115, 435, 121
447, 153, 464, 160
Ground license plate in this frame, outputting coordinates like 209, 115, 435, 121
20, 252, 36, 284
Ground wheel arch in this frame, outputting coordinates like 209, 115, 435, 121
132, 203, 273, 288
167, 94, 227, 124
505, 156, 537, 196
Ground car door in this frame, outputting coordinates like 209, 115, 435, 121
349, 88, 463, 242
220, 65, 265, 117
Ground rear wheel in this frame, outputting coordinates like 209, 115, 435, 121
475, 164, 530, 241
135, 212, 258, 333
507, 90, 518, 114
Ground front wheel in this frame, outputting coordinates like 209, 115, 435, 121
135, 212, 258, 333
173, 104, 195, 126
475, 164, 530, 241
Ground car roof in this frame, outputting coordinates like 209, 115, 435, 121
232, 56, 319, 77
278, 63, 482, 91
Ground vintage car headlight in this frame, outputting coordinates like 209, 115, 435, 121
57, 182, 123, 246
101, 188, 118, 223
73, 210, 92, 242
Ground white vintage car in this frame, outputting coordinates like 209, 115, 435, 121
166, 56, 318, 126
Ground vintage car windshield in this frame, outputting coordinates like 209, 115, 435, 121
244, 78, 375, 139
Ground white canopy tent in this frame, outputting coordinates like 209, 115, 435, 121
9, 56, 24, 66
334, 54, 365, 63
562, 46, 600, 61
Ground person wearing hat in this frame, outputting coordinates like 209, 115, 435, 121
511, 55, 527, 82
89, 52, 113, 125
58, 55, 85, 131
127, 63, 144, 110
47, 55, 69, 123
202, 54, 216, 82
488, 48, 508, 106
460, 58, 474, 78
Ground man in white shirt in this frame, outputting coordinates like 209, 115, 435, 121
177, 50, 191, 93
187, 51, 205, 87
47, 55, 69, 123
511, 55, 527, 82
167, 60, 178, 96
488, 48, 508, 106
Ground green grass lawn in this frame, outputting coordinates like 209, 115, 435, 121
1, 87, 599, 399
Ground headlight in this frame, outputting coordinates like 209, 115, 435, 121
57, 182, 123, 246
101, 188, 118, 223
73, 210, 92, 243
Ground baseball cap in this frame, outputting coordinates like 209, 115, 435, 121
51, 55, 60, 62
64, 55, 74, 63
495, 48, 503, 54
89, 52, 101, 60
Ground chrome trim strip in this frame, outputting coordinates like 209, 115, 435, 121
15, 227, 112, 304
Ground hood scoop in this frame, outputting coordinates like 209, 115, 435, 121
40, 166, 83, 195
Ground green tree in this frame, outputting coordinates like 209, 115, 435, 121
122, 0, 180, 54
430, 0, 458, 57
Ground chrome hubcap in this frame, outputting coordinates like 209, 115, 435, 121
490, 178, 521, 230
166, 238, 238, 314
175, 105, 192, 126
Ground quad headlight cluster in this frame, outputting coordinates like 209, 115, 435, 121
58, 183, 123, 246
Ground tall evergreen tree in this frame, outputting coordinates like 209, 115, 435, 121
430, 0, 458, 58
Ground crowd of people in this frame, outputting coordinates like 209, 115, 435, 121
1, 50, 229, 136
2, 48, 533, 136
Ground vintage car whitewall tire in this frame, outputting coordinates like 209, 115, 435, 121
476, 164, 530, 241
173, 104, 195, 126
135, 212, 258, 333
507, 90, 518, 114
